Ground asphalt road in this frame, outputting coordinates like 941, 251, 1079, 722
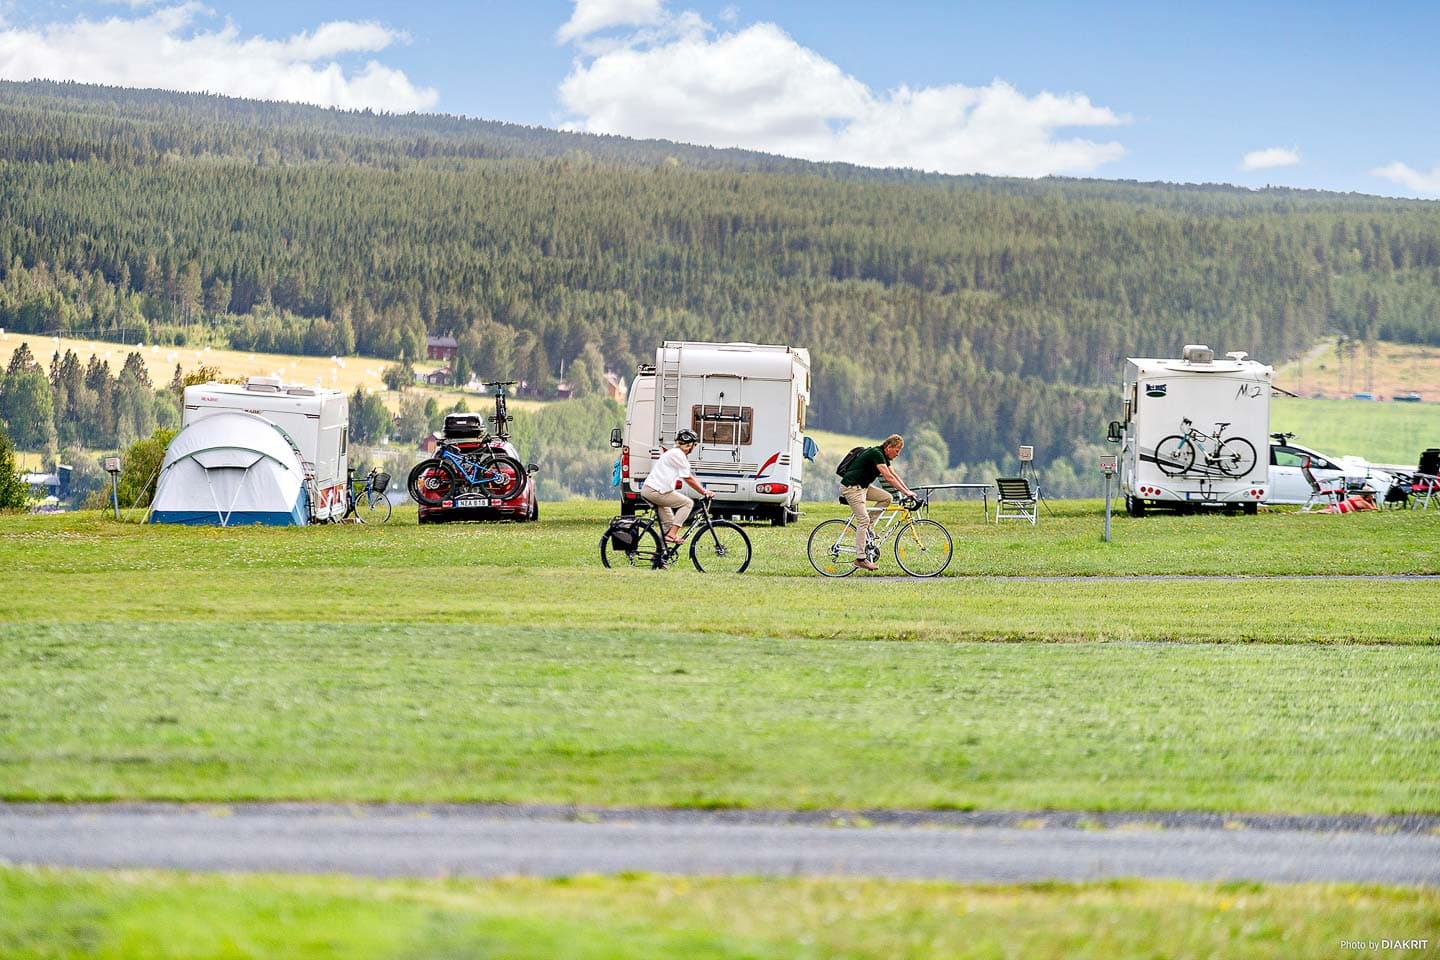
3, 804, 1438, 885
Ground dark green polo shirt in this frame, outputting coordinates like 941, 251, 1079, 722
840, 446, 891, 488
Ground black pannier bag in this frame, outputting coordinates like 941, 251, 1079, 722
607, 516, 641, 551
443, 413, 483, 439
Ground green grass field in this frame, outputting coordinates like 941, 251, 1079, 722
3, 502, 1437, 952
3, 867, 1436, 960
1271, 395, 1440, 465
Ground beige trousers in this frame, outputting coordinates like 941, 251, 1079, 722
840, 484, 891, 557
642, 488, 693, 534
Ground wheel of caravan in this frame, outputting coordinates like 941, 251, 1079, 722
408, 459, 457, 506
360, 490, 392, 524
600, 520, 664, 570
481, 455, 528, 500
689, 520, 751, 573
1126, 495, 1147, 518
1154, 435, 1194, 476
1216, 437, 1258, 478
893, 518, 952, 577
806, 518, 858, 577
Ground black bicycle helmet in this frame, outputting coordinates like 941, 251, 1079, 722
675, 429, 700, 445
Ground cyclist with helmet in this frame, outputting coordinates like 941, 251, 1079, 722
642, 428, 714, 544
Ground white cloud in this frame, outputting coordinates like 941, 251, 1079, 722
1371, 161, 1440, 195
1241, 146, 1300, 171
557, 6, 1127, 177
0, 3, 437, 112
557, 0, 665, 45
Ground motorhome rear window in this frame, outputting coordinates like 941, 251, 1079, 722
692, 405, 753, 445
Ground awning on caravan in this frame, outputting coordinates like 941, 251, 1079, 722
150, 411, 309, 526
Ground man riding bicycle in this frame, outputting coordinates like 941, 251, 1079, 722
839, 433, 918, 570
642, 428, 714, 544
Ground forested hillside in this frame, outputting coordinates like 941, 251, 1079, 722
3, 79, 1439, 487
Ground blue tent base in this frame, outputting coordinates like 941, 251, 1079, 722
150, 503, 308, 527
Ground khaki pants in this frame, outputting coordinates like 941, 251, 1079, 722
841, 484, 891, 557
642, 488, 693, 535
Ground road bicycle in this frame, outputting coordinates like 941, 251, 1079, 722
1154, 418, 1258, 478
343, 466, 392, 523
600, 496, 752, 573
407, 439, 528, 506
806, 494, 953, 577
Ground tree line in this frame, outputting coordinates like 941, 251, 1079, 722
3, 79, 1439, 489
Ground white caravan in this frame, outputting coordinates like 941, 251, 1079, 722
1117, 345, 1271, 516
612, 341, 811, 525
182, 377, 350, 521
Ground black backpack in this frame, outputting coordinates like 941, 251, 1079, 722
835, 446, 866, 478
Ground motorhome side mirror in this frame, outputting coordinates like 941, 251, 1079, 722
527, 463, 540, 474
609, 427, 623, 448
1106, 421, 1123, 443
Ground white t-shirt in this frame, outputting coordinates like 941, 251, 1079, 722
644, 447, 693, 494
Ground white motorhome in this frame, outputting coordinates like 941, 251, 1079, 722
1118, 345, 1271, 516
183, 377, 350, 521
611, 341, 811, 525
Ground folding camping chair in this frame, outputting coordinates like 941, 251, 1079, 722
1300, 457, 1346, 512
993, 477, 1039, 524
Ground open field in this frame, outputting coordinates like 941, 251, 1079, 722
1271, 395, 1440, 466
1273, 339, 1440, 402
0, 331, 534, 415
2, 503, 1437, 814
3, 867, 1436, 960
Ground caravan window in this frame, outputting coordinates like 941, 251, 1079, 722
692, 405, 753, 445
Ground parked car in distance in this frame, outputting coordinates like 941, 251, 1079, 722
1266, 437, 1394, 505
1394, 391, 1423, 403
415, 435, 539, 524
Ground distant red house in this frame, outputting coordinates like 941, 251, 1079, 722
426, 335, 458, 362
424, 366, 452, 387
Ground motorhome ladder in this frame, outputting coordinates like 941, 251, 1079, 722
658, 353, 682, 444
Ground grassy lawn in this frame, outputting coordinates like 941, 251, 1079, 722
4, 866, 1437, 960
1271, 394, 1440, 465
1, 503, 1437, 812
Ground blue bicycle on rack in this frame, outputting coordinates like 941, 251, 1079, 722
407, 439, 528, 506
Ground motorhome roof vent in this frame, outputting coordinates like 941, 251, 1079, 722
1225, 351, 1249, 362
245, 376, 284, 392
285, 386, 316, 396
1182, 344, 1214, 364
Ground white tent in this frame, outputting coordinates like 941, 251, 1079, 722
150, 411, 310, 526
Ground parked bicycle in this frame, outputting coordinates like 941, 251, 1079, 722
806, 494, 952, 577
407, 439, 528, 506
344, 466, 392, 523
600, 496, 752, 573
483, 379, 516, 438
1154, 418, 1258, 478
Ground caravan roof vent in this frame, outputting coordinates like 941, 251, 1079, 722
1225, 351, 1249, 362
1182, 344, 1214, 364
245, 376, 284, 392
285, 386, 316, 396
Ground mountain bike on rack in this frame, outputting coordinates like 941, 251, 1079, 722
806, 493, 953, 577
407, 439, 528, 506
343, 466, 392, 523
1154, 418, 1258, 478
600, 496, 752, 573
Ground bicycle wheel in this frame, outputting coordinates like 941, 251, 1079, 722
806, 518, 858, 577
1154, 435, 1194, 476
360, 489, 392, 523
480, 454, 528, 500
600, 520, 664, 569
408, 459, 458, 506
1215, 437, 1258, 478
893, 518, 953, 577
689, 520, 751, 573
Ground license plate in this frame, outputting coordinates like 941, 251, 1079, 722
1184, 491, 1208, 501
457, 497, 490, 507
707, 483, 737, 493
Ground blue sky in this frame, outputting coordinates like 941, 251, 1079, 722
2, 1, 1437, 197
